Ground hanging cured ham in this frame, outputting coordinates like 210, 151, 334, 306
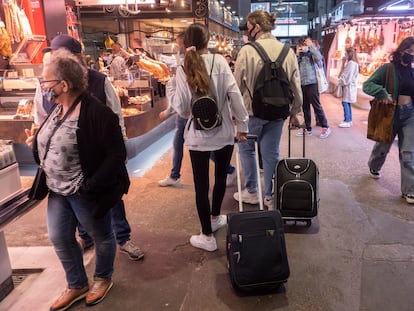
2, 0, 32, 44
0, 21, 12, 57
379, 25, 384, 46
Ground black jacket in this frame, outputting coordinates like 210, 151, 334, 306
34, 92, 130, 218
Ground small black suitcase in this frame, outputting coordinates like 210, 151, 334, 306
275, 126, 319, 226
227, 135, 290, 293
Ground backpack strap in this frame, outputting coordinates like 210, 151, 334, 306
245, 42, 290, 100
248, 42, 290, 66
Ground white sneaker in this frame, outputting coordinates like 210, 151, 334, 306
211, 215, 227, 232
339, 122, 351, 128
404, 194, 414, 204
190, 233, 217, 251
320, 127, 331, 139
264, 197, 274, 210
233, 189, 259, 205
226, 171, 236, 187
158, 176, 182, 187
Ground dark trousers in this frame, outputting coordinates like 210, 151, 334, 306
301, 83, 328, 130
189, 145, 233, 235
78, 200, 131, 246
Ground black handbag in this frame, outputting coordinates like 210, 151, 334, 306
28, 167, 48, 200
28, 95, 83, 201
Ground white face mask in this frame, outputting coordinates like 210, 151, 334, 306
301, 46, 309, 53
243, 35, 249, 44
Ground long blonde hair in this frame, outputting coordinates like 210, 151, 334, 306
183, 23, 210, 94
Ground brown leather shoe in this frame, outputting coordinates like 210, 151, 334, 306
50, 286, 89, 311
85, 277, 113, 306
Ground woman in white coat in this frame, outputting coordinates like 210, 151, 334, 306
338, 47, 359, 128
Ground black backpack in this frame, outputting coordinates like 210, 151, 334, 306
246, 42, 294, 121
190, 54, 222, 131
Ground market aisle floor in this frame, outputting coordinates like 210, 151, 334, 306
2, 93, 414, 311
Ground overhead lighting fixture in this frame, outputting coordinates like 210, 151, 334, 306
379, 0, 414, 11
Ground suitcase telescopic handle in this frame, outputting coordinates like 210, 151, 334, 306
288, 124, 305, 158
235, 134, 264, 212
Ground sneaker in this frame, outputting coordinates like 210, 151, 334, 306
119, 240, 144, 261
264, 197, 274, 210
320, 127, 331, 139
211, 215, 227, 232
403, 194, 414, 204
226, 171, 236, 187
77, 238, 94, 252
296, 129, 312, 136
85, 278, 113, 306
50, 286, 89, 311
189, 233, 217, 251
339, 122, 352, 128
233, 189, 259, 205
158, 176, 182, 187
369, 168, 381, 179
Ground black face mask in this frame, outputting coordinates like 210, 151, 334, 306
247, 26, 257, 42
402, 53, 414, 65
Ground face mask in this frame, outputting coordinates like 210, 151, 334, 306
242, 35, 249, 44
402, 53, 414, 64
42, 87, 59, 103
301, 46, 309, 53
247, 26, 258, 42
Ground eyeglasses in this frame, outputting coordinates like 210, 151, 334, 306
39, 79, 61, 87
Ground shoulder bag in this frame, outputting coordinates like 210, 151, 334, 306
366, 63, 397, 144
28, 95, 83, 200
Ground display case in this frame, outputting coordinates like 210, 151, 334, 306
0, 78, 37, 143
112, 69, 154, 116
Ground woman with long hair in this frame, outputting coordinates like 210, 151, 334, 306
338, 47, 359, 128
363, 36, 414, 203
167, 23, 249, 251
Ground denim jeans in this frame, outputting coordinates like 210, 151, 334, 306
342, 101, 352, 122
47, 192, 116, 288
368, 102, 414, 195
238, 117, 284, 199
78, 200, 131, 245
170, 116, 188, 179
301, 83, 328, 130
189, 145, 233, 235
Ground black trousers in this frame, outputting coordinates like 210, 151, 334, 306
189, 144, 233, 235
301, 83, 329, 130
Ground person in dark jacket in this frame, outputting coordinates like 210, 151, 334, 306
26, 48, 128, 310
33, 34, 144, 261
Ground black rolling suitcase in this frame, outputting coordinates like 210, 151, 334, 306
275, 126, 319, 226
227, 135, 290, 293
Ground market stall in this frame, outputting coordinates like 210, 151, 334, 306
326, 15, 414, 109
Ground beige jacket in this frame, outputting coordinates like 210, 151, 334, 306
234, 33, 303, 117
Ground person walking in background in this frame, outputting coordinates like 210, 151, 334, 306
167, 23, 249, 251
25, 49, 129, 310
33, 34, 144, 261
233, 10, 302, 210
297, 36, 331, 138
158, 31, 186, 188
338, 47, 359, 128
107, 42, 126, 80
225, 54, 235, 72
363, 36, 414, 204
